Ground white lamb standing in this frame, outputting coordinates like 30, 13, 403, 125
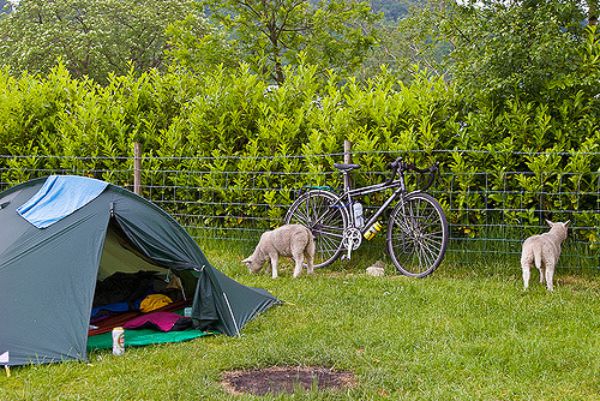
521, 220, 569, 292
242, 224, 315, 279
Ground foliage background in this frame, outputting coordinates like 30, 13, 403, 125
0, 60, 598, 261
0, 0, 598, 264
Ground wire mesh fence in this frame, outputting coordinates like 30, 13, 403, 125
1, 150, 598, 269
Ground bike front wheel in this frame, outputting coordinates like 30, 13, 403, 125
387, 192, 448, 277
284, 190, 348, 268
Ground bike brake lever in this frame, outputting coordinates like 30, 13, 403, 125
388, 157, 401, 170
385, 158, 402, 183
422, 163, 440, 190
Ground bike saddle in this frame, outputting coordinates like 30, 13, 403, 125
333, 163, 360, 172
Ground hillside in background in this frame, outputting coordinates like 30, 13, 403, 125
372, 0, 423, 21
0, 0, 419, 19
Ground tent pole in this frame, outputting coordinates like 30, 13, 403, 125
222, 293, 241, 337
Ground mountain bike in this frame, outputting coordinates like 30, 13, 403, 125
284, 157, 449, 277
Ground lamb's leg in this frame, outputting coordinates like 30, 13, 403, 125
538, 266, 545, 284
292, 253, 304, 278
305, 251, 314, 275
545, 263, 555, 292
270, 255, 279, 279
521, 255, 532, 290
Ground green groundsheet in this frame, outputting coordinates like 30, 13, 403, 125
87, 329, 213, 350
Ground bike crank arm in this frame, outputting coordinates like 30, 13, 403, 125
342, 228, 362, 260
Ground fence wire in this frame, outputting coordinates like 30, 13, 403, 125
1, 150, 598, 269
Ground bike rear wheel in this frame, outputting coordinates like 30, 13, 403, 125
387, 192, 448, 277
284, 190, 348, 268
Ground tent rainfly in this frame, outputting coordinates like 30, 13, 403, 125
0, 175, 280, 366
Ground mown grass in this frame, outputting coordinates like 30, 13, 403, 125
1, 240, 599, 401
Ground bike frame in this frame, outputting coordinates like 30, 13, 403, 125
287, 158, 445, 272
328, 170, 415, 236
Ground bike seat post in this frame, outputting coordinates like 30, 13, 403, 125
342, 171, 351, 192
334, 163, 359, 192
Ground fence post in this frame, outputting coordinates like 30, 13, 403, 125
344, 140, 353, 164
133, 142, 142, 195
343, 140, 353, 191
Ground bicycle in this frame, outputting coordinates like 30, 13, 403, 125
284, 157, 449, 278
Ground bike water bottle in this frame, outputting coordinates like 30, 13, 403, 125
364, 221, 382, 240
353, 202, 364, 228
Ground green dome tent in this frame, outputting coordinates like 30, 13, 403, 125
0, 176, 279, 366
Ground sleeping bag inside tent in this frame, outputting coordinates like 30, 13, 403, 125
0, 175, 280, 366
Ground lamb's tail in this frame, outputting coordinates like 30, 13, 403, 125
533, 246, 543, 269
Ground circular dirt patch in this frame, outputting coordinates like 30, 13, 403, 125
221, 366, 356, 396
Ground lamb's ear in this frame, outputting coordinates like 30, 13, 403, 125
545, 219, 554, 227
241, 257, 252, 265
564, 220, 571, 227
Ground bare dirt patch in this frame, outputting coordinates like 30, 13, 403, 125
221, 366, 356, 396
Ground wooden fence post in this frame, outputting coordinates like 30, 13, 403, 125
133, 142, 142, 195
344, 139, 353, 164
343, 139, 353, 191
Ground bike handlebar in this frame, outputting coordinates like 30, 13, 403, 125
386, 157, 440, 190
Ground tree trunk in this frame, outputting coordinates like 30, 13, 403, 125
589, 0, 598, 25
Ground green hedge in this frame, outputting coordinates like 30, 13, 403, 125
0, 63, 598, 251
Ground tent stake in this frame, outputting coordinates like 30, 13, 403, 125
4, 365, 10, 377
222, 293, 241, 337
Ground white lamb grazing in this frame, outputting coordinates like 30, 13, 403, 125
242, 224, 315, 279
521, 220, 569, 292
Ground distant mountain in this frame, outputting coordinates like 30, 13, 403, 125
371, 0, 423, 21
0, 0, 416, 19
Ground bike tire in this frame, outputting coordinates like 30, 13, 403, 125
284, 190, 348, 268
386, 192, 448, 278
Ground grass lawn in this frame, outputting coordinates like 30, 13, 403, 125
1, 242, 599, 401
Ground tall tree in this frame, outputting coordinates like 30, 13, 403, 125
587, 0, 599, 24
0, 0, 197, 82
439, 0, 593, 104
197, 0, 381, 83
165, 14, 237, 72
361, 3, 450, 82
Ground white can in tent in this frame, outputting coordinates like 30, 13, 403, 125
112, 327, 125, 356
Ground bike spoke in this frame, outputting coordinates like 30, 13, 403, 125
286, 191, 348, 268
292, 207, 310, 224
387, 194, 448, 277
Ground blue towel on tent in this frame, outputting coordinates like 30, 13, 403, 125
17, 175, 108, 228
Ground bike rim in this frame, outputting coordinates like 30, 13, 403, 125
388, 195, 447, 277
287, 192, 346, 267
